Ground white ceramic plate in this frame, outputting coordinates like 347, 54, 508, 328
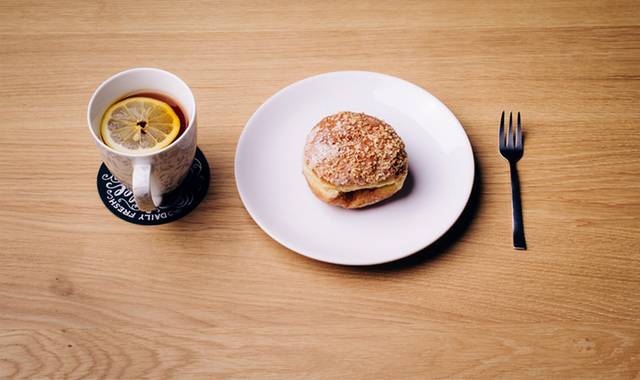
235, 71, 474, 265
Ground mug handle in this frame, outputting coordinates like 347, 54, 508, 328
132, 163, 162, 212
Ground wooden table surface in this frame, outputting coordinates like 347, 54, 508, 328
1, 0, 639, 378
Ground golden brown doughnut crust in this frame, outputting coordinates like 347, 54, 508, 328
303, 112, 408, 208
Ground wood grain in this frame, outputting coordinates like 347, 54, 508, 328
1, 0, 639, 378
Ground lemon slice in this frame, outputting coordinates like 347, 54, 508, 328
100, 96, 181, 154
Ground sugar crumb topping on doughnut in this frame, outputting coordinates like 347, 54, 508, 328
304, 112, 408, 187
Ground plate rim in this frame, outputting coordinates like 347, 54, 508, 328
235, 70, 475, 265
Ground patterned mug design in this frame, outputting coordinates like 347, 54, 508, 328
100, 125, 196, 195
88, 68, 198, 212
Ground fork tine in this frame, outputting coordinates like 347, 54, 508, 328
499, 111, 505, 149
507, 112, 513, 148
516, 112, 522, 149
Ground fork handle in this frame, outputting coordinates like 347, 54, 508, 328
509, 162, 527, 250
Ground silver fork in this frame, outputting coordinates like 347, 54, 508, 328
499, 111, 526, 250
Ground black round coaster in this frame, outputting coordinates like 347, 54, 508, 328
97, 148, 210, 225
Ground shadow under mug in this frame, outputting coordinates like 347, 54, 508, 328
87, 68, 198, 212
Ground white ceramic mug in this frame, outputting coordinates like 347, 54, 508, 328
88, 68, 197, 212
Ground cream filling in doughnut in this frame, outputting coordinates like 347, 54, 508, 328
303, 165, 402, 200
